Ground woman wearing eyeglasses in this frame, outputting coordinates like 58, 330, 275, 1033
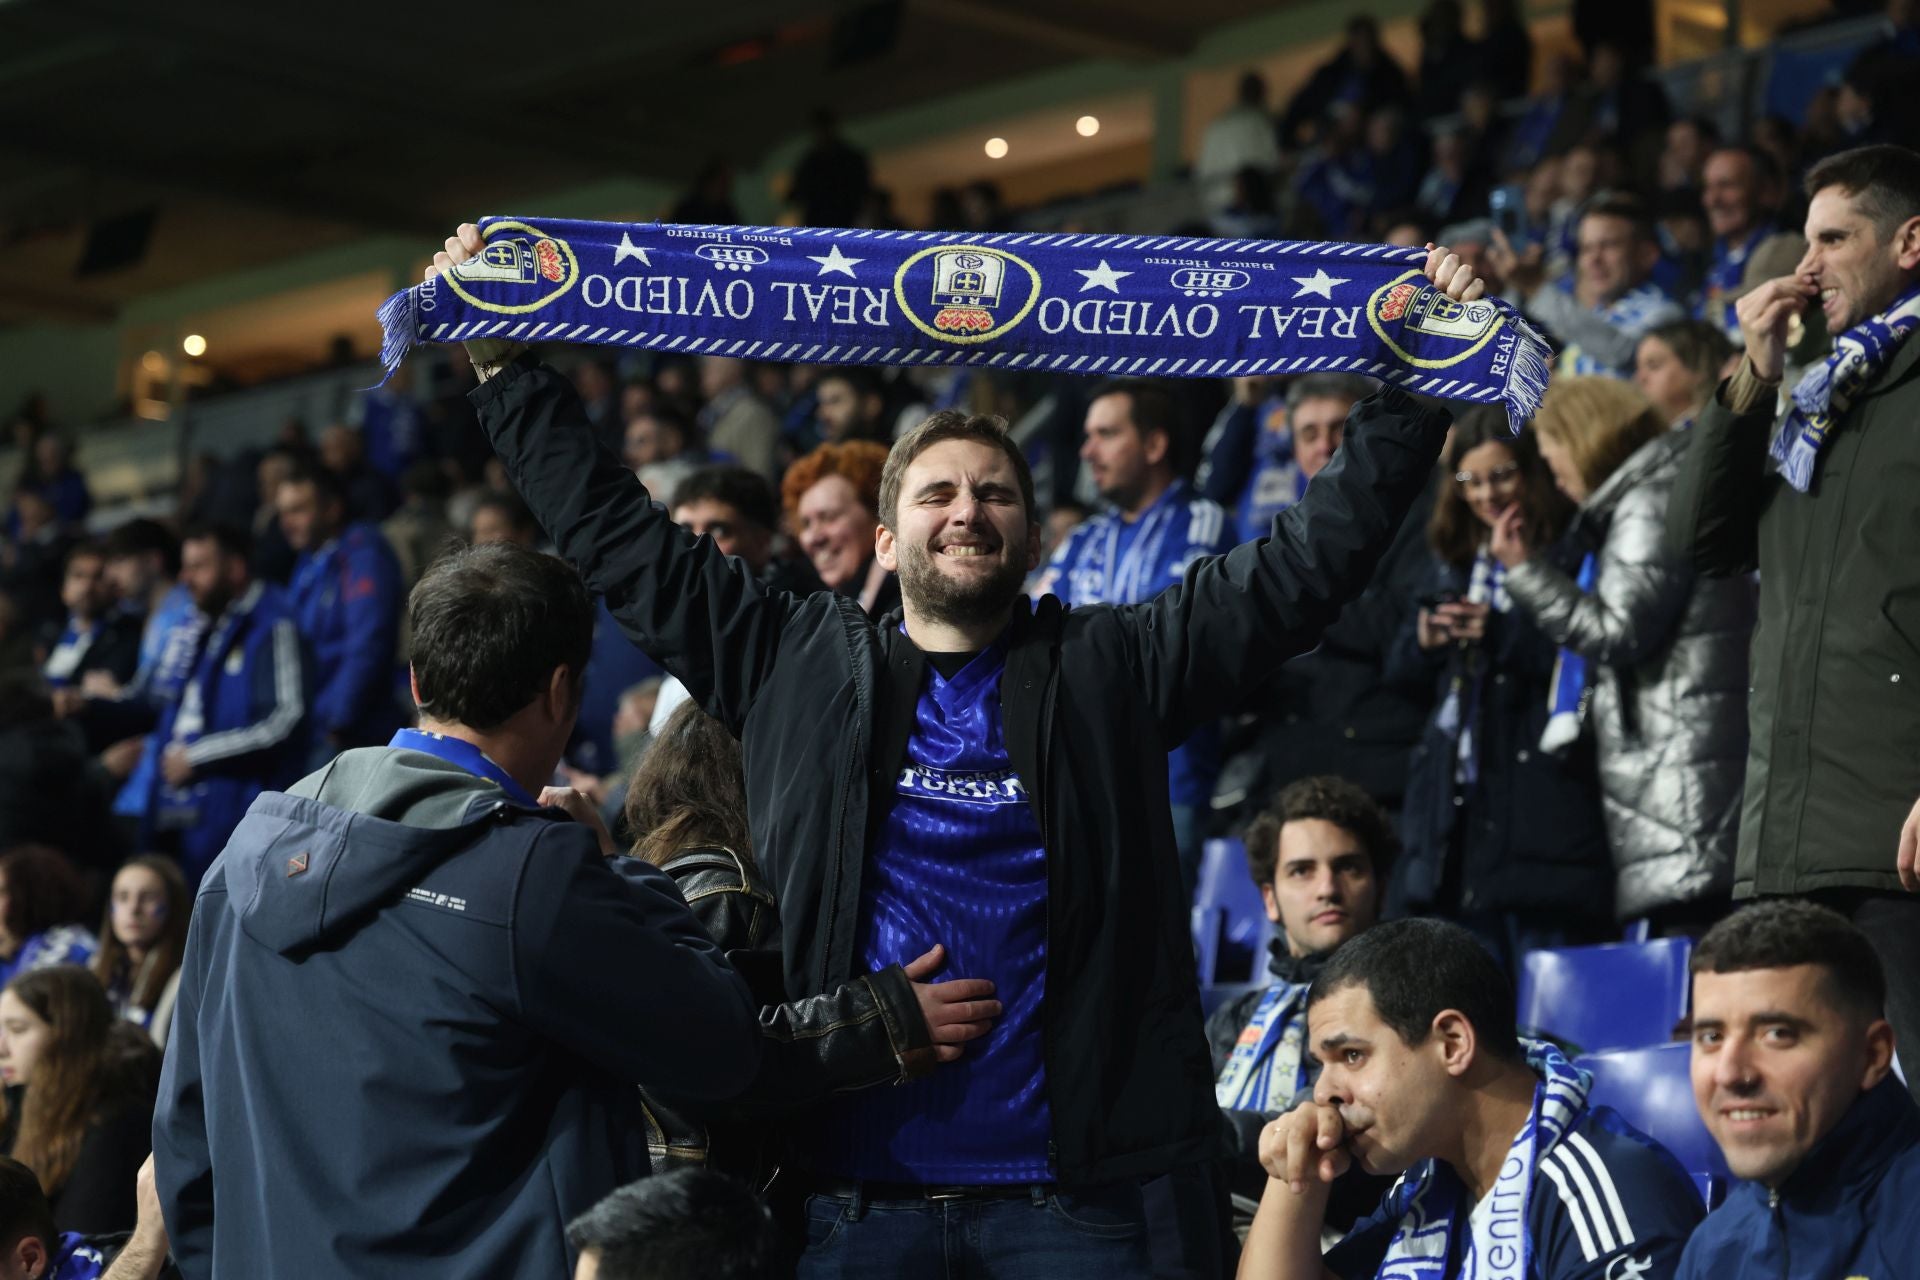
1388, 406, 1612, 975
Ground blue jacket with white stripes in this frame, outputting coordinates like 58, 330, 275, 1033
1328, 1104, 1703, 1280
145, 582, 312, 884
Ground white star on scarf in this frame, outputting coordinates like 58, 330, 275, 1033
808, 244, 865, 278
1291, 268, 1349, 299
613, 231, 651, 268
1075, 259, 1133, 293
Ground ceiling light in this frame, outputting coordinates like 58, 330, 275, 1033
984, 137, 1009, 160
182, 334, 207, 357
1076, 115, 1100, 137
141, 351, 165, 373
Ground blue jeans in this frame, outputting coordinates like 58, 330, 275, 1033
795, 1182, 1154, 1280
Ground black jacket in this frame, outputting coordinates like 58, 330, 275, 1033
473, 358, 1451, 1183
643, 846, 935, 1181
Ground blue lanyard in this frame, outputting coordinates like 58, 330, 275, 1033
388, 729, 539, 807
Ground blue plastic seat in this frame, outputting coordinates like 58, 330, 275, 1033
1192, 838, 1276, 982
1578, 1042, 1731, 1210
1518, 937, 1694, 1055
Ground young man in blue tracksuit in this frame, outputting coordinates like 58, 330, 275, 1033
277, 463, 404, 762
1242, 919, 1703, 1280
145, 524, 310, 887
1677, 900, 1920, 1280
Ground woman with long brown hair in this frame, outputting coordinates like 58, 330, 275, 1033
90, 856, 190, 1048
0, 967, 157, 1234
1390, 406, 1612, 973
616, 700, 996, 1187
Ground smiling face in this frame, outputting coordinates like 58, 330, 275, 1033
1576, 212, 1655, 304
1453, 440, 1522, 528
1690, 964, 1894, 1187
1800, 185, 1920, 333
877, 438, 1039, 629
1263, 818, 1379, 958
797, 474, 878, 590
1702, 150, 1763, 241
1308, 984, 1455, 1176
0, 990, 50, 1088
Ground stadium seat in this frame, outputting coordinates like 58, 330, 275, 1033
1192, 905, 1228, 986
1193, 838, 1276, 983
1517, 937, 1693, 1055
1578, 1042, 1730, 1210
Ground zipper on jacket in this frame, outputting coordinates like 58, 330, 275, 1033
1769, 1188, 1787, 1280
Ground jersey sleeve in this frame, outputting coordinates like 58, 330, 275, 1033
1536, 1127, 1704, 1280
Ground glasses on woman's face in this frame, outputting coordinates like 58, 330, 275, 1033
1454, 462, 1522, 492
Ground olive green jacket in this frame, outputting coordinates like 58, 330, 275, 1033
1667, 344, 1920, 897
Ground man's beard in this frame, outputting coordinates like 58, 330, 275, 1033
897, 539, 1027, 629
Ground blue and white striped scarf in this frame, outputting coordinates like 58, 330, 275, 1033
1771, 281, 1920, 491
1372, 1040, 1592, 1280
1539, 553, 1597, 756
1215, 979, 1312, 1112
377, 218, 1553, 431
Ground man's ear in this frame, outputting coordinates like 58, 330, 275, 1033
408, 666, 422, 708
15, 1234, 46, 1280
1862, 1017, 1898, 1091
1144, 428, 1171, 469
875, 522, 899, 573
548, 664, 576, 722
1895, 215, 1920, 272
1432, 1009, 1479, 1078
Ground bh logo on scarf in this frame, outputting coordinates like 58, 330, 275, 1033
435, 218, 580, 316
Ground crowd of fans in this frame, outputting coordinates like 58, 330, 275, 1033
0, 1, 1916, 1275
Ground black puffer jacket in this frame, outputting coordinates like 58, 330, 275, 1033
474, 359, 1450, 1183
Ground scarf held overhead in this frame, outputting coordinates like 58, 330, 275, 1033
377, 217, 1552, 430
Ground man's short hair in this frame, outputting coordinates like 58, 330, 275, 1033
62, 539, 107, 572
1580, 192, 1657, 245
817, 366, 886, 401
1309, 918, 1525, 1062
471, 489, 538, 539
565, 1169, 783, 1280
1707, 141, 1783, 190
180, 521, 252, 563
408, 542, 594, 731
102, 517, 181, 577
1090, 378, 1182, 447
0, 1157, 55, 1261
1805, 143, 1920, 240
878, 411, 1036, 529
281, 460, 347, 509
1285, 373, 1376, 413
670, 465, 780, 534
1245, 775, 1397, 887
1691, 900, 1888, 1023
1643, 318, 1734, 385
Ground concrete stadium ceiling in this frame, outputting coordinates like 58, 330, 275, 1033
0, 0, 1285, 329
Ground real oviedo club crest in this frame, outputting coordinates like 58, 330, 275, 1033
1366, 269, 1509, 370
893, 245, 1043, 345
443, 219, 580, 314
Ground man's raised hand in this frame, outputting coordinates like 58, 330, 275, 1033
1258, 1102, 1353, 1194
427, 223, 524, 377
1424, 242, 1488, 303
1736, 275, 1818, 384
902, 943, 1001, 1063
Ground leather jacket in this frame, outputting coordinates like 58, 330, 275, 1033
640, 847, 934, 1182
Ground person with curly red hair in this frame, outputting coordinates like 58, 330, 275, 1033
780, 440, 898, 618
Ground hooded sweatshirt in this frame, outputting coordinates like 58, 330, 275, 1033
153, 744, 759, 1279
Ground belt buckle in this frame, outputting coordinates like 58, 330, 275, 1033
926, 1186, 970, 1202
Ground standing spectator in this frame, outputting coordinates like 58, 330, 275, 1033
145, 524, 310, 887
697, 358, 780, 480
279, 464, 403, 759
787, 109, 871, 230
1502, 378, 1755, 931
41, 546, 140, 695
1032, 380, 1233, 894
1197, 72, 1283, 225
669, 159, 741, 226
670, 466, 825, 598
89, 857, 188, 1050
1670, 144, 1920, 1100
1393, 410, 1611, 969
1279, 17, 1411, 150
780, 441, 898, 619
1634, 319, 1735, 427
0, 968, 157, 1236
1477, 0, 1534, 101
352, 362, 424, 482
152, 541, 760, 1278
1698, 145, 1813, 345
1499, 193, 1687, 378
567, 1169, 785, 1280
0, 851, 94, 987
0, 678, 125, 872
318, 424, 399, 524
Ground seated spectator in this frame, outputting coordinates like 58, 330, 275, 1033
41, 545, 140, 694
1239, 919, 1702, 1280
0, 968, 158, 1235
1292, 104, 1376, 239
0, 679, 126, 875
779, 441, 897, 619
153, 540, 761, 1278
0, 851, 94, 988
19, 439, 90, 536
1499, 193, 1687, 379
1502, 378, 1755, 933
1634, 319, 1735, 428
318, 424, 400, 523
1678, 900, 1920, 1278
813, 369, 892, 446
278, 464, 404, 756
620, 701, 997, 1183
89, 858, 188, 1049
246, 449, 300, 587
669, 467, 824, 598
624, 405, 704, 501
0, 1153, 175, 1280
568, 1168, 786, 1280
698, 357, 780, 480
1208, 777, 1395, 1236
143, 524, 310, 887
467, 488, 541, 549
1658, 116, 1719, 194
1392, 409, 1611, 971
1697, 145, 1811, 345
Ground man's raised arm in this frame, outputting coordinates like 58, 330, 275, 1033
433, 225, 796, 733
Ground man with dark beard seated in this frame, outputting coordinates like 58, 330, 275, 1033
430, 223, 1477, 1277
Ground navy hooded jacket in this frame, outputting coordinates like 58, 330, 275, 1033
152, 743, 760, 1279
1675, 1073, 1920, 1280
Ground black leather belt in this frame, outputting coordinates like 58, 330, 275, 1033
802, 1175, 1047, 1203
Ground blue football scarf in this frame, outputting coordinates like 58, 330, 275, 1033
1539, 552, 1597, 756
1214, 980, 1312, 1112
1371, 1040, 1592, 1280
376, 218, 1552, 431
1772, 281, 1920, 491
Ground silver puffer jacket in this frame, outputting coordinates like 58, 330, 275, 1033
1507, 431, 1756, 919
